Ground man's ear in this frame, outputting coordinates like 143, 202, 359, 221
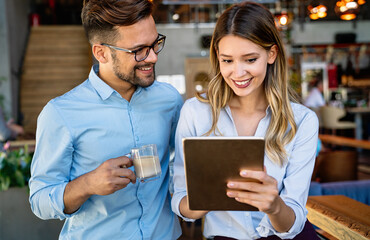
267, 45, 278, 64
92, 44, 109, 64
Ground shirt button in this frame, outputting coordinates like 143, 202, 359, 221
245, 213, 250, 216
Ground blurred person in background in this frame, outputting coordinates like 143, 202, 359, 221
0, 106, 24, 148
304, 78, 325, 109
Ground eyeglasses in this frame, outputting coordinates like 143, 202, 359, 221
101, 34, 166, 62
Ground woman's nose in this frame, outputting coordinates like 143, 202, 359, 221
233, 62, 246, 78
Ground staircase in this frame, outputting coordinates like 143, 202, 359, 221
20, 25, 91, 134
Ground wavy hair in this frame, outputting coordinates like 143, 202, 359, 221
198, 2, 297, 166
81, 0, 153, 45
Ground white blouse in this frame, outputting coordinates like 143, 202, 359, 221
171, 97, 319, 239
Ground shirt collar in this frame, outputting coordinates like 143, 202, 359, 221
88, 65, 115, 100
88, 64, 144, 101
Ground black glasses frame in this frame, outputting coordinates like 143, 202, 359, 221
101, 34, 166, 62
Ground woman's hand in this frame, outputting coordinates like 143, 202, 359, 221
226, 167, 295, 232
226, 168, 280, 214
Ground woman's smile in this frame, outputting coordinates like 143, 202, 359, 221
232, 77, 253, 88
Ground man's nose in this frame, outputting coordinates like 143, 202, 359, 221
144, 48, 158, 63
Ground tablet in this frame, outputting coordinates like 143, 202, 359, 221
183, 136, 265, 211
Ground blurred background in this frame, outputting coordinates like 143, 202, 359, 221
0, 0, 369, 136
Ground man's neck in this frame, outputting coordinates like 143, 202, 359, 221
98, 67, 136, 101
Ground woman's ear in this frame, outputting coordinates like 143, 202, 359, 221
92, 44, 109, 64
267, 45, 278, 64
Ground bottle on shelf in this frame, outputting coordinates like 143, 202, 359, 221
343, 53, 355, 86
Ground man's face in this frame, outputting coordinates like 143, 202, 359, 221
110, 16, 159, 88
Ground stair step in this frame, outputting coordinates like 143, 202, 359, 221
20, 25, 90, 134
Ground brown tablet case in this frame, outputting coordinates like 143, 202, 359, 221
183, 137, 265, 211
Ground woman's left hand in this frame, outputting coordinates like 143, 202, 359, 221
226, 168, 281, 215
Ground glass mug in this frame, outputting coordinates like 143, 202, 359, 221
131, 144, 161, 182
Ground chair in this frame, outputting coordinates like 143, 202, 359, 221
319, 106, 356, 136
313, 150, 358, 182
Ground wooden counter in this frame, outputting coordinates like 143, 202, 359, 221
7, 139, 36, 152
306, 195, 370, 240
319, 134, 370, 150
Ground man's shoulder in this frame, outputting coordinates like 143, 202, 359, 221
42, 79, 92, 112
149, 81, 183, 105
51, 80, 91, 103
152, 81, 181, 95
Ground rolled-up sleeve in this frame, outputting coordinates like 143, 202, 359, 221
257, 110, 319, 238
171, 101, 197, 222
29, 101, 75, 220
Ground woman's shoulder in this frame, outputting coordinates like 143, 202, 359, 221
183, 96, 210, 109
181, 96, 212, 118
290, 102, 319, 126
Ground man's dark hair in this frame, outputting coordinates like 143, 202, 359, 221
81, 0, 153, 45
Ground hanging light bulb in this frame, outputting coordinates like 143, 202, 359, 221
308, 2, 327, 20
335, 0, 365, 20
274, 12, 292, 30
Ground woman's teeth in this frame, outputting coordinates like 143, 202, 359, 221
234, 79, 251, 86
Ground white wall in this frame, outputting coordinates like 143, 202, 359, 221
155, 20, 370, 79
156, 23, 215, 76
291, 20, 370, 45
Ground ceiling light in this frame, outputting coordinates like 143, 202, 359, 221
335, 0, 364, 20
274, 12, 291, 30
308, 3, 327, 20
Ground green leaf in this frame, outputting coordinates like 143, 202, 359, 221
14, 170, 25, 187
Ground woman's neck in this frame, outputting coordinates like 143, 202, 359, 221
229, 91, 268, 114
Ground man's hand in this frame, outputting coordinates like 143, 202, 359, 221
63, 155, 136, 214
85, 156, 136, 195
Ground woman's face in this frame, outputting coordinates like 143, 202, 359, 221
217, 35, 277, 99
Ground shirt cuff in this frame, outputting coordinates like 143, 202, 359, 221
171, 191, 196, 222
49, 182, 81, 219
256, 207, 305, 239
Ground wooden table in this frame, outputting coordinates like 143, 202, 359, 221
319, 134, 370, 150
7, 139, 36, 152
306, 195, 370, 240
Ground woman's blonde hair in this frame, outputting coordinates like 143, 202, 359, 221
198, 2, 297, 166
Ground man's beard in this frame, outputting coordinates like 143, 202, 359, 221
112, 52, 156, 88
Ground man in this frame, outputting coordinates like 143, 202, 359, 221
29, 0, 183, 239
304, 79, 325, 109
0, 107, 24, 146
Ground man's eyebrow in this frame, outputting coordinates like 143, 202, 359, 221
129, 35, 160, 50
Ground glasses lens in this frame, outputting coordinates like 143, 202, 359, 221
134, 35, 166, 62
135, 47, 150, 62
154, 38, 165, 54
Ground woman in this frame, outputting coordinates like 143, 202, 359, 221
171, 2, 319, 239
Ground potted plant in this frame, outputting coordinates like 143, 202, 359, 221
0, 143, 64, 239
0, 143, 32, 191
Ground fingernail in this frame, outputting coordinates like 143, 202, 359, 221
227, 192, 235, 197
241, 171, 248, 176
227, 183, 235, 187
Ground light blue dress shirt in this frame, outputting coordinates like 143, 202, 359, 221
171, 97, 319, 239
29, 65, 183, 240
